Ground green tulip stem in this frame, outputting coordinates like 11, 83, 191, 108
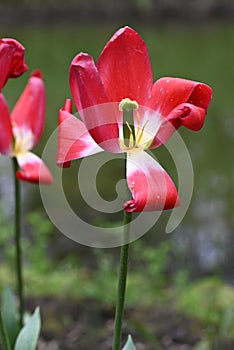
112, 210, 132, 350
12, 157, 24, 328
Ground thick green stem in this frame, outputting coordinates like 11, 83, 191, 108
112, 99, 136, 349
112, 211, 132, 350
12, 158, 24, 328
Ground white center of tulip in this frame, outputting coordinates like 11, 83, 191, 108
119, 98, 153, 152
12, 127, 34, 156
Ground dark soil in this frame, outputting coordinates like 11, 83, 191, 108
25, 296, 203, 350
1, 295, 234, 349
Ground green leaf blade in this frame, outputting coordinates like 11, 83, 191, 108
14, 308, 41, 350
1, 286, 19, 349
0, 311, 12, 350
122, 335, 136, 350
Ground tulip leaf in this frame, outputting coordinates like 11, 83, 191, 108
0, 311, 12, 350
1, 286, 19, 349
14, 308, 41, 350
122, 335, 136, 350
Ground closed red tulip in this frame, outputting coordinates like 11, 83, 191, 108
0, 70, 52, 184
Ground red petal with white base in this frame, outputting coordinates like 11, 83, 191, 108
16, 152, 52, 184
0, 93, 13, 155
11, 70, 45, 148
97, 26, 153, 106
57, 106, 103, 168
124, 150, 179, 212
0, 38, 28, 90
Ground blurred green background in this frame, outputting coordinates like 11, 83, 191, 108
0, 1, 234, 348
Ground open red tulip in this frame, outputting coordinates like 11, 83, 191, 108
57, 26, 212, 211
0, 38, 28, 91
0, 70, 52, 184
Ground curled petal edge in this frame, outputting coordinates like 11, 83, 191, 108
150, 103, 209, 149
124, 151, 179, 212
150, 77, 212, 118
16, 152, 53, 184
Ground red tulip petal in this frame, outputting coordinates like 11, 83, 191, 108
0, 93, 13, 154
0, 43, 14, 90
150, 103, 207, 148
124, 150, 179, 212
81, 103, 123, 153
148, 78, 212, 147
150, 77, 212, 118
0, 38, 28, 90
57, 104, 103, 168
16, 152, 52, 184
97, 26, 153, 106
70, 54, 120, 151
0, 38, 28, 78
70, 53, 109, 111
11, 70, 45, 148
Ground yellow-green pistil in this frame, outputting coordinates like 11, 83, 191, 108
119, 98, 153, 151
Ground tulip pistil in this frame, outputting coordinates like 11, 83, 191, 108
119, 98, 152, 151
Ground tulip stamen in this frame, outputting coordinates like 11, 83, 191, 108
135, 120, 149, 147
